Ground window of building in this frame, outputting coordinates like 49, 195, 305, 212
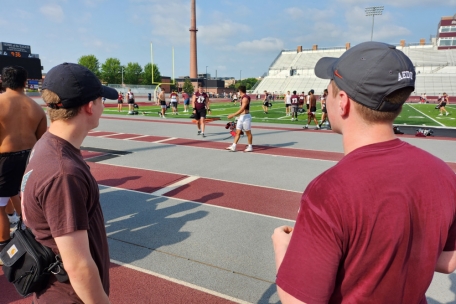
438, 37, 456, 46
440, 25, 456, 33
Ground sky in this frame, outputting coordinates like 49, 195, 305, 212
1, 0, 455, 79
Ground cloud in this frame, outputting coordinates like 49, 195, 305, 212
336, 0, 456, 6
39, 4, 64, 23
284, 7, 305, 20
199, 21, 250, 45
236, 37, 284, 53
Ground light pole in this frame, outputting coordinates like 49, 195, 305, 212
121, 66, 124, 85
365, 6, 384, 41
205, 66, 208, 93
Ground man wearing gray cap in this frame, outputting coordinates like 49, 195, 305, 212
272, 42, 456, 303
21, 63, 117, 303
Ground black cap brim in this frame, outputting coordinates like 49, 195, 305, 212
101, 86, 118, 100
314, 57, 338, 80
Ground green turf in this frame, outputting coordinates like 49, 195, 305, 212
104, 101, 456, 128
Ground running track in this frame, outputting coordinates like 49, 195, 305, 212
2, 115, 456, 304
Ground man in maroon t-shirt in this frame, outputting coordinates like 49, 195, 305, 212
191, 85, 210, 137
21, 63, 117, 303
272, 42, 456, 303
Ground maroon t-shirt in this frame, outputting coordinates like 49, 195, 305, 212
194, 92, 208, 110
277, 139, 456, 303
21, 132, 110, 303
290, 94, 299, 105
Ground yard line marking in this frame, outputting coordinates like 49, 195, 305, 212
406, 104, 445, 126
150, 175, 200, 196
154, 137, 177, 143
110, 259, 251, 304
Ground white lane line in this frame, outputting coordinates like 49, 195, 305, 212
154, 137, 177, 143
125, 135, 151, 140
110, 259, 251, 304
99, 185, 295, 223
406, 104, 444, 126
98, 133, 124, 138
150, 175, 200, 196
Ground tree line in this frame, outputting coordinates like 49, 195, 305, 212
77, 55, 162, 85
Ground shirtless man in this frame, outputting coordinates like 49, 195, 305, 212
304, 89, 320, 129
226, 86, 253, 152
0, 66, 47, 259
158, 87, 167, 118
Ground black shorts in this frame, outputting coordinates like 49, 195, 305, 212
117, 100, 123, 104
160, 100, 166, 106
194, 108, 207, 120
285, 104, 290, 107
171, 102, 177, 108
0, 149, 30, 197
306, 104, 310, 109
263, 101, 269, 106
441, 102, 447, 107
322, 107, 327, 113
310, 106, 317, 112
128, 99, 135, 104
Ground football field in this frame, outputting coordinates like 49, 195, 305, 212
104, 100, 456, 128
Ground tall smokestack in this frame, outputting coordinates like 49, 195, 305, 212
189, 0, 198, 78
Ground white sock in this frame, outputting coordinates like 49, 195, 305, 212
232, 144, 237, 149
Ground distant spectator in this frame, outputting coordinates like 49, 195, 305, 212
182, 91, 190, 112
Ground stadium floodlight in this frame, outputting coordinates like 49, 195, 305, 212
365, 6, 384, 41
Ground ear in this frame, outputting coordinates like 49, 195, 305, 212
83, 101, 95, 115
338, 90, 350, 117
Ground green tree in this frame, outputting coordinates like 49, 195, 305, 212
235, 78, 258, 90
124, 62, 142, 85
77, 55, 100, 77
182, 78, 194, 95
101, 58, 122, 84
142, 63, 162, 85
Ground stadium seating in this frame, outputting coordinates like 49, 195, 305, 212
256, 45, 456, 96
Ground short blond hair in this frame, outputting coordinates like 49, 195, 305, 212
331, 81, 412, 124
41, 90, 82, 122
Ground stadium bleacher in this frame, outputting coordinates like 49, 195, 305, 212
255, 44, 456, 96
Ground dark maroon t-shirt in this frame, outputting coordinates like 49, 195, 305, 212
21, 132, 110, 303
194, 92, 208, 110
277, 139, 456, 303
290, 94, 299, 105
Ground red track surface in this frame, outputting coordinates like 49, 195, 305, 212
0, 263, 235, 304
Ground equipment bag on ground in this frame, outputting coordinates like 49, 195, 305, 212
0, 219, 68, 297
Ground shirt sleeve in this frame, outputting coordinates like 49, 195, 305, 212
276, 178, 344, 304
40, 174, 90, 238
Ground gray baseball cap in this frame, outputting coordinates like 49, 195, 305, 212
315, 41, 415, 112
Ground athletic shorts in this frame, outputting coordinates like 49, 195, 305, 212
194, 108, 207, 120
263, 101, 269, 106
0, 149, 30, 198
236, 114, 252, 131
160, 100, 166, 106
232, 99, 238, 103
322, 107, 327, 113
171, 102, 177, 108
309, 106, 317, 115
161, 105, 167, 109
128, 99, 134, 104
290, 106, 298, 113
285, 104, 290, 108
118, 100, 123, 104
184, 99, 190, 105
441, 102, 447, 107
306, 104, 310, 109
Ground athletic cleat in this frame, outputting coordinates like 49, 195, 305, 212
197, 131, 201, 135
244, 146, 253, 152
316, 125, 320, 130
202, 133, 206, 138
226, 145, 236, 152
303, 125, 309, 129
446, 113, 449, 116
439, 113, 442, 116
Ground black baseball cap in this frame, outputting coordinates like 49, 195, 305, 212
42, 63, 118, 109
315, 41, 415, 112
